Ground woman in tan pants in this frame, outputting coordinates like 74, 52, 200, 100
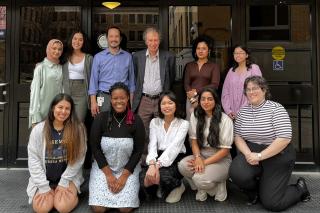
178, 87, 233, 202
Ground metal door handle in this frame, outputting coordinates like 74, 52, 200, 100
0, 101, 7, 105
0, 82, 8, 87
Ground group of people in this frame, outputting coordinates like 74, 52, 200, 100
26, 26, 311, 213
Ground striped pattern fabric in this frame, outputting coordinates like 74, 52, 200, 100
234, 100, 292, 145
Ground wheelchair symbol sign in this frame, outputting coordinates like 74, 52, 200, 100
273, 60, 284, 71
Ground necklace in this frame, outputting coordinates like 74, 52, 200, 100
113, 114, 126, 128
54, 128, 64, 135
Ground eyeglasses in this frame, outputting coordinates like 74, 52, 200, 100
233, 52, 246, 55
245, 87, 261, 93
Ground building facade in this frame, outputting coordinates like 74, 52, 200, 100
0, 0, 319, 170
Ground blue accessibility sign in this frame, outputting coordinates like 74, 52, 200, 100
273, 60, 284, 71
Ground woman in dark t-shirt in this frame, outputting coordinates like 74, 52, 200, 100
27, 93, 86, 213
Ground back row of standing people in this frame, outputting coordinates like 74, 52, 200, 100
27, 25, 311, 213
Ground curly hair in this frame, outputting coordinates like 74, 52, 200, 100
191, 35, 214, 60
106, 82, 135, 131
244, 76, 271, 100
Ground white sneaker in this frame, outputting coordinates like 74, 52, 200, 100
196, 190, 207, 201
214, 181, 227, 202
156, 186, 163, 198
165, 183, 185, 203
207, 185, 217, 197
185, 177, 197, 190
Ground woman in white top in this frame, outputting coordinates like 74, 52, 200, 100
62, 31, 93, 122
178, 87, 233, 202
140, 91, 189, 203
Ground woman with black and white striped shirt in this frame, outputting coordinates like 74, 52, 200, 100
229, 76, 310, 211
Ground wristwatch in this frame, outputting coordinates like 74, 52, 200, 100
257, 153, 262, 160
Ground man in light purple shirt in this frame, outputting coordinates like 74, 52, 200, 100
88, 26, 135, 117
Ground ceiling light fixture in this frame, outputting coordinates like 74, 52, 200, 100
102, 2, 121, 10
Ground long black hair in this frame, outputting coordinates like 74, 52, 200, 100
62, 30, 91, 64
194, 87, 222, 148
231, 44, 253, 72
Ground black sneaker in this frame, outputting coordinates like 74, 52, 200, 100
246, 194, 259, 206
296, 177, 311, 202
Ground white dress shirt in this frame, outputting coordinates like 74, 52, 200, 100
146, 117, 189, 167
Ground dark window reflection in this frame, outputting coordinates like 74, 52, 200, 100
92, 7, 159, 54
249, 29, 289, 40
278, 4, 288, 25
19, 6, 81, 83
250, 6, 275, 27
0, 6, 6, 82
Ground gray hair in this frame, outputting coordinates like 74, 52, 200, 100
244, 76, 272, 100
143, 27, 162, 42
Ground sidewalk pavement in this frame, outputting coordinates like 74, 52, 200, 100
0, 170, 319, 213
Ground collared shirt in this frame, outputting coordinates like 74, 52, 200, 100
29, 58, 63, 127
221, 64, 262, 115
146, 117, 189, 167
142, 50, 162, 95
88, 48, 135, 95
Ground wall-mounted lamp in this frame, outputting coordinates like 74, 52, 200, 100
102, 2, 121, 10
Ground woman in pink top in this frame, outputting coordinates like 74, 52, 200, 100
222, 45, 262, 120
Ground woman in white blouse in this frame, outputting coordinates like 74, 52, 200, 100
178, 87, 233, 202
139, 91, 189, 203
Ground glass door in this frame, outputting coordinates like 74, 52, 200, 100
9, 4, 81, 167
0, 5, 7, 166
246, 1, 316, 164
92, 6, 159, 54
168, 5, 232, 109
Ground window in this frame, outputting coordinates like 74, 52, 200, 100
101, 14, 106, 23
249, 5, 289, 40
146, 14, 152, 24
129, 14, 135, 24
19, 6, 81, 83
129, 31, 135, 41
137, 30, 143, 41
154, 15, 158, 25
137, 14, 143, 23
0, 6, 6, 82
114, 14, 121, 24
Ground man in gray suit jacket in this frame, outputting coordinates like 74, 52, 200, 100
132, 27, 176, 163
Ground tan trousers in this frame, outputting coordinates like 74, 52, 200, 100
178, 147, 231, 191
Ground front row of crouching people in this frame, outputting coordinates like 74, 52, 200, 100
27, 77, 311, 213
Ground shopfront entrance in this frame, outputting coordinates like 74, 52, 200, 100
0, 0, 318, 168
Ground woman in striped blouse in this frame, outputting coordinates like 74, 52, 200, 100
229, 76, 310, 211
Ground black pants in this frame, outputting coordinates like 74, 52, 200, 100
139, 152, 184, 199
229, 142, 302, 212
